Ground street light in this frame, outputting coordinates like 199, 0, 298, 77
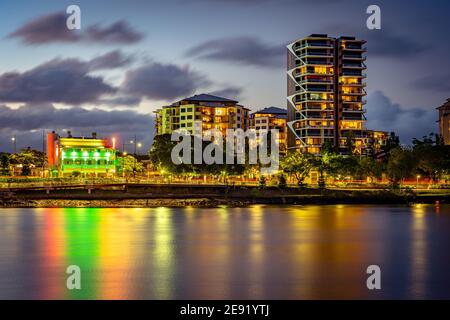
11, 136, 16, 154
121, 136, 142, 179
416, 175, 421, 189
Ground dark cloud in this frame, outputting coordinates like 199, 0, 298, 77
0, 104, 154, 152
0, 57, 117, 104
318, 24, 429, 59
99, 96, 142, 107
87, 50, 134, 71
9, 12, 143, 45
208, 86, 243, 99
122, 63, 211, 101
8, 12, 80, 44
410, 74, 450, 93
85, 21, 144, 44
366, 91, 437, 144
364, 29, 429, 58
186, 36, 284, 67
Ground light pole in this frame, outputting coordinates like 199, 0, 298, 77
416, 175, 421, 189
122, 137, 142, 179
11, 135, 16, 154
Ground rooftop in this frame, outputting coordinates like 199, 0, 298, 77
253, 106, 287, 115
183, 93, 238, 104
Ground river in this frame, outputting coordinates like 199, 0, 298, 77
0, 204, 449, 299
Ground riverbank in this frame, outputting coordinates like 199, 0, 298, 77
1, 185, 449, 207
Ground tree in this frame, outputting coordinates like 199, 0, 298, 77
149, 134, 180, 174
278, 174, 287, 188
357, 156, 383, 182
412, 134, 450, 182
258, 175, 266, 188
281, 151, 312, 186
343, 131, 356, 155
9, 148, 45, 176
383, 132, 400, 154
321, 139, 338, 155
149, 133, 246, 178
121, 155, 145, 176
326, 154, 359, 179
0, 153, 10, 176
386, 146, 416, 186
308, 155, 328, 189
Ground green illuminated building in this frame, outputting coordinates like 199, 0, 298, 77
47, 131, 117, 177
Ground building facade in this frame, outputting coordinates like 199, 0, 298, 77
366, 130, 389, 156
287, 34, 367, 154
47, 131, 117, 177
155, 94, 250, 136
250, 106, 287, 154
437, 98, 450, 145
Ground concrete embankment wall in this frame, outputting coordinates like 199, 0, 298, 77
1, 184, 449, 207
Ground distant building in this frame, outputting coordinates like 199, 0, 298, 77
287, 34, 368, 154
437, 98, 450, 145
47, 131, 117, 177
366, 130, 389, 156
154, 94, 250, 136
250, 107, 287, 154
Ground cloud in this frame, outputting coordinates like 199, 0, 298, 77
85, 21, 144, 44
99, 96, 142, 107
0, 57, 118, 104
122, 63, 211, 101
186, 36, 284, 67
410, 73, 450, 93
366, 91, 437, 144
0, 51, 134, 105
364, 30, 428, 58
208, 86, 243, 99
316, 24, 429, 59
8, 12, 80, 44
0, 104, 154, 152
9, 12, 143, 45
87, 50, 134, 71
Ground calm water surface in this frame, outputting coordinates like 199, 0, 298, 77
0, 204, 449, 299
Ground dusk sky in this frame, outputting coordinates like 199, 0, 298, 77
0, 0, 449, 152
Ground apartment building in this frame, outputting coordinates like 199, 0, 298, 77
287, 34, 367, 154
437, 98, 450, 145
250, 106, 287, 154
155, 94, 250, 136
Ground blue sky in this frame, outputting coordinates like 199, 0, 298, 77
0, 0, 449, 152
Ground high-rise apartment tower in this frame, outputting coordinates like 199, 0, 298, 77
287, 34, 367, 154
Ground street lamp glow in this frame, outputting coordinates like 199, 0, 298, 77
137, 143, 142, 148
11, 137, 15, 141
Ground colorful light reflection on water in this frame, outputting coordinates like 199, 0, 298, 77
0, 205, 449, 299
